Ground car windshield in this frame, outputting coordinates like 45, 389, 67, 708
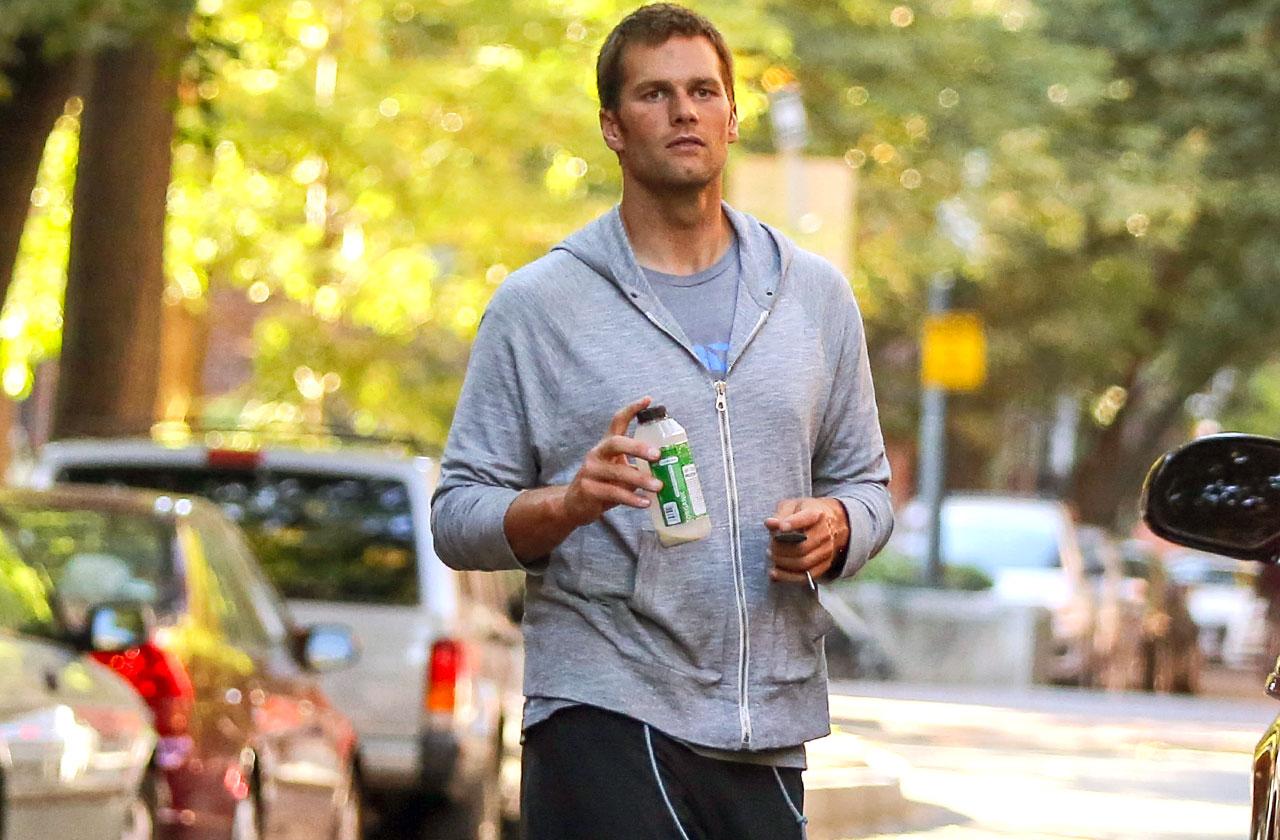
1, 503, 175, 631
0, 519, 57, 639
62, 466, 419, 605
938, 502, 1062, 572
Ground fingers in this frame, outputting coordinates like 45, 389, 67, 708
582, 457, 663, 494
770, 537, 834, 573
767, 498, 836, 585
766, 505, 824, 535
767, 498, 805, 529
607, 396, 653, 437
770, 559, 833, 584
578, 477, 652, 510
597, 434, 661, 463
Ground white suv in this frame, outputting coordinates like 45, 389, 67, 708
30, 435, 524, 838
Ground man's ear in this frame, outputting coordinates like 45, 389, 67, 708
728, 103, 739, 144
600, 108, 625, 153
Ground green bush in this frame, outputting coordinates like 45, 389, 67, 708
852, 549, 993, 591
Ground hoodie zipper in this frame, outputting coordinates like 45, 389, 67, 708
718, 311, 769, 748
714, 379, 753, 747
643, 306, 771, 748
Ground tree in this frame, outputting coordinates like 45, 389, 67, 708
0, 38, 76, 309
52, 24, 192, 438
2, 0, 197, 439
1027, 0, 1280, 525
155, 0, 782, 446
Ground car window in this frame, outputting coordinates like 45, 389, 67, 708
62, 465, 419, 605
205, 513, 290, 644
0, 524, 56, 638
2, 504, 175, 631
937, 504, 1062, 571
189, 515, 273, 650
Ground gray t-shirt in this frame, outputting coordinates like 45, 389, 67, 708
643, 235, 740, 376
523, 236, 806, 769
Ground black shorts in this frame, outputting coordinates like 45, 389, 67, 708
520, 705, 808, 840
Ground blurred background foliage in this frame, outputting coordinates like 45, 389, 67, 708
2, 0, 1279, 527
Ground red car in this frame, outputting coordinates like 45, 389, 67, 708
0, 485, 363, 840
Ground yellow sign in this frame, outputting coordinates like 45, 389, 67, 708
921, 312, 987, 391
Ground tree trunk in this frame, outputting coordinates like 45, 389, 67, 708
0, 39, 77, 308
1069, 382, 1189, 528
156, 298, 209, 425
51, 38, 182, 440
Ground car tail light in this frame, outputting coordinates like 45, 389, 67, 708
206, 449, 262, 470
425, 639, 464, 714
93, 641, 195, 737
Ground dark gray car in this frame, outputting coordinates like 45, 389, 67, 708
0, 517, 157, 840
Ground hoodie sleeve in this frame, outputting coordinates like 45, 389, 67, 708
811, 282, 894, 581
430, 290, 548, 573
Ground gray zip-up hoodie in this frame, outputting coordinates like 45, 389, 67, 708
430, 203, 892, 752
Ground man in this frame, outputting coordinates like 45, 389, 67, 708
430, 5, 892, 838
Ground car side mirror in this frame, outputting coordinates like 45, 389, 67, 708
86, 602, 153, 652
1141, 433, 1280, 562
300, 623, 360, 672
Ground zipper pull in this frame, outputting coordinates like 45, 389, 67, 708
714, 381, 728, 412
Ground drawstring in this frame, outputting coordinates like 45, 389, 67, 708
645, 724, 693, 840
772, 767, 809, 840
645, 723, 808, 840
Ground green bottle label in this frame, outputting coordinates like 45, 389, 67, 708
648, 441, 708, 527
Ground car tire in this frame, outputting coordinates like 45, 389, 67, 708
333, 769, 364, 840
418, 769, 502, 840
121, 770, 158, 840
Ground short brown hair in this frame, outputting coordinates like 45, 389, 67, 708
596, 4, 735, 112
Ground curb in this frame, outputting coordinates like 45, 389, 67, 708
803, 730, 908, 839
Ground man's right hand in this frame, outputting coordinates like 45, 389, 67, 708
562, 397, 665, 527
503, 397, 664, 563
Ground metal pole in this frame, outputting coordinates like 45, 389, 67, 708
920, 272, 952, 587
782, 145, 805, 231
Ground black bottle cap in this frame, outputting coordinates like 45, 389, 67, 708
636, 405, 667, 424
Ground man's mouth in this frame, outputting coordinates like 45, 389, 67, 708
668, 136, 706, 149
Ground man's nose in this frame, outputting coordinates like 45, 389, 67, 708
670, 91, 699, 124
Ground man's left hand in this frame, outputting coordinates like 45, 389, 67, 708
764, 498, 850, 584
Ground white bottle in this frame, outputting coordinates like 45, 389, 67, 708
634, 405, 711, 546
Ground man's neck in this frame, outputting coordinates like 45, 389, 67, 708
619, 182, 733, 276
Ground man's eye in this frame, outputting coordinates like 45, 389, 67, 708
644, 90, 664, 101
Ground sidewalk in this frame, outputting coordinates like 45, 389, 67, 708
803, 727, 908, 839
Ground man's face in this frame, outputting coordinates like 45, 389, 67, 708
601, 35, 738, 194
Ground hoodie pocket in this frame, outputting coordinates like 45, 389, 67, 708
551, 525, 636, 599
611, 527, 729, 685
766, 585, 837, 684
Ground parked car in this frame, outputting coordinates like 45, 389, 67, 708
895, 494, 1126, 686
0, 513, 157, 840
0, 484, 362, 840
1165, 548, 1264, 667
31, 435, 524, 838
1141, 432, 1280, 840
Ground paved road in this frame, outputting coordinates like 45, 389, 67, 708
828, 681, 1278, 840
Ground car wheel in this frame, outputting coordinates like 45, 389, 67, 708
333, 771, 364, 840
121, 772, 157, 840
419, 769, 502, 840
